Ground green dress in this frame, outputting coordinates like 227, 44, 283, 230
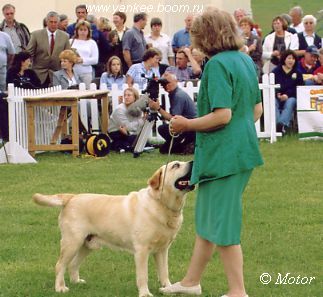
191, 51, 263, 246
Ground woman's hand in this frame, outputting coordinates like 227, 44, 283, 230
278, 93, 288, 101
119, 126, 128, 135
170, 115, 190, 134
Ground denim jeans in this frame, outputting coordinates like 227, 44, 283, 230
275, 97, 296, 127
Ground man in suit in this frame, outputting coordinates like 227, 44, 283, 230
26, 11, 70, 87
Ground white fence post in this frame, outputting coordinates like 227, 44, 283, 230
0, 84, 63, 164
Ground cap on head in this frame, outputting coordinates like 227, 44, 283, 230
306, 45, 319, 56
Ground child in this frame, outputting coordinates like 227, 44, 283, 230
100, 56, 126, 90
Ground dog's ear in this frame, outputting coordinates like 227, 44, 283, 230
148, 168, 163, 190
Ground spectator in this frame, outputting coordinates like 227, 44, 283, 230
69, 20, 99, 88
272, 50, 303, 134
0, 4, 30, 53
110, 11, 128, 71
26, 11, 70, 87
154, 48, 169, 76
297, 45, 319, 84
312, 48, 323, 85
145, 17, 174, 66
239, 17, 263, 79
7, 51, 40, 89
100, 56, 126, 90
126, 48, 160, 89
52, 49, 81, 89
122, 12, 148, 68
262, 16, 293, 73
66, 4, 99, 42
101, 30, 121, 64
86, 14, 97, 26
148, 72, 196, 154
0, 31, 15, 91
165, 48, 201, 81
289, 6, 304, 33
233, 8, 262, 37
108, 87, 144, 152
172, 14, 193, 54
95, 16, 113, 76
97, 17, 111, 40
290, 15, 322, 58
280, 13, 297, 34
58, 14, 68, 32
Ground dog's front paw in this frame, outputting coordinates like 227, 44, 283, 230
139, 290, 153, 297
160, 279, 171, 288
70, 276, 86, 284
55, 285, 69, 293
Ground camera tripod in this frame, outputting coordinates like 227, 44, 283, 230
132, 109, 159, 158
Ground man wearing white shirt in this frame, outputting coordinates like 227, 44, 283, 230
290, 15, 322, 58
289, 6, 305, 33
145, 18, 174, 66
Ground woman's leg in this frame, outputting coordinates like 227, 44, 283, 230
217, 244, 247, 297
280, 97, 296, 127
180, 235, 215, 286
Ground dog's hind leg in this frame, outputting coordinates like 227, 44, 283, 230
55, 237, 84, 293
134, 248, 153, 297
68, 245, 92, 284
154, 248, 171, 288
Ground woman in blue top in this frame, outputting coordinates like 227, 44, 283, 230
272, 50, 304, 133
160, 8, 263, 297
100, 56, 126, 90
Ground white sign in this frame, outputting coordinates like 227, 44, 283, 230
297, 86, 323, 140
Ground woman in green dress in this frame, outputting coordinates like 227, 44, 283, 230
160, 8, 263, 297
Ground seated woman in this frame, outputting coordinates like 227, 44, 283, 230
272, 50, 304, 134
100, 56, 126, 90
7, 51, 41, 89
53, 50, 81, 89
108, 87, 144, 152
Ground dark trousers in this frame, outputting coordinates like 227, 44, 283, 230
109, 131, 136, 151
0, 98, 8, 141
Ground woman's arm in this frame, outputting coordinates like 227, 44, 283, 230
254, 102, 263, 122
170, 108, 232, 133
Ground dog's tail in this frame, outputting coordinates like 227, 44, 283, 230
33, 193, 75, 207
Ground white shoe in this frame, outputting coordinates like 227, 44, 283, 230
159, 282, 202, 295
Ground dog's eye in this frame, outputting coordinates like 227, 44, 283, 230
171, 163, 180, 169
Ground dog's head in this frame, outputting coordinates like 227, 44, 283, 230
148, 161, 194, 211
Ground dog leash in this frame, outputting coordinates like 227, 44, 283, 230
159, 119, 180, 199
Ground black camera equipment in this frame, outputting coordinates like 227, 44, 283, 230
132, 74, 168, 158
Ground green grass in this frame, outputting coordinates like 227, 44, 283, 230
251, 1, 323, 36
0, 136, 322, 297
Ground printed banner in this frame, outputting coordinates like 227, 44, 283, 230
297, 86, 323, 140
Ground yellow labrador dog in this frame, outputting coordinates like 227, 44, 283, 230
33, 161, 194, 297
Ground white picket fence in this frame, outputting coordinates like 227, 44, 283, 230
0, 74, 279, 164
107, 73, 280, 142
